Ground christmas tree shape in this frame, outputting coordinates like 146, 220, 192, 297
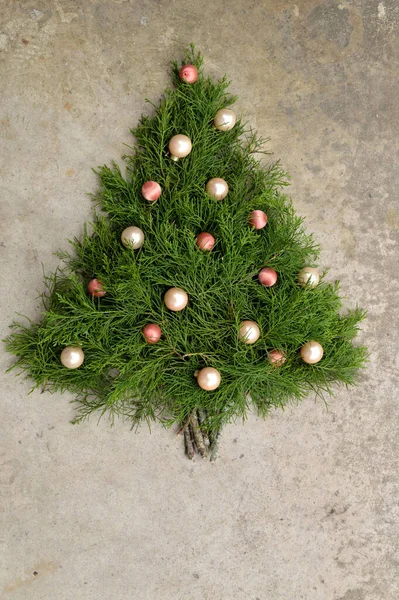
5, 47, 367, 460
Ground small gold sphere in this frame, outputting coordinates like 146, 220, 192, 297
168, 134, 192, 159
60, 346, 84, 369
214, 108, 237, 131
164, 287, 188, 311
300, 340, 324, 364
297, 267, 320, 288
121, 226, 144, 249
205, 178, 229, 200
238, 320, 260, 344
196, 367, 221, 391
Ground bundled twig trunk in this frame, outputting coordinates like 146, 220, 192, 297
182, 409, 220, 460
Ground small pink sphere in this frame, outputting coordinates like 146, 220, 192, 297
196, 232, 215, 251
258, 267, 278, 287
268, 349, 286, 366
179, 64, 198, 83
87, 278, 106, 298
142, 323, 162, 344
249, 210, 268, 230
141, 181, 162, 202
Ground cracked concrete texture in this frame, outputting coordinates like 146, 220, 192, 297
1, 1, 398, 599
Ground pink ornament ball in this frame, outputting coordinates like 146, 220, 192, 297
142, 323, 162, 344
179, 64, 198, 83
268, 349, 286, 366
258, 267, 277, 287
87, 278, 106, 298
196, 232, 215, 251
141, 181, 162, 202
249, 210, 268, 230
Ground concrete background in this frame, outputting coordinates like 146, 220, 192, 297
1, 1, 398, 598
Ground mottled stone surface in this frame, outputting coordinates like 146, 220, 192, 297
1, 1, 398, 599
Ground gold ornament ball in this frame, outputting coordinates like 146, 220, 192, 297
300, 340, 324, 364
196, 367, 221, 391
164, 287, 188, 311
168, 134, 192, 160
121, 226, 144, 249
214, 108, 237, 131
60, 346, 84, 369
238, 320, 260, 344
205, 178, 229, 200
297, 267, 320, 288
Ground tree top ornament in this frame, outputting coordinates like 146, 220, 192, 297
4, 46, 367, 461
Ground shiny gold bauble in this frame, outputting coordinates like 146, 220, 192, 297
164, 287, 188, 311
168, 134, 192, 160
60, 346, 84, 369
196, 367, 221, 391
297, 267, 320, 288
238, 320, 260, 344
205, 178, 229, 200
300, 341, 324, 364
121, 226, 145, 249
214, 108, 237, 131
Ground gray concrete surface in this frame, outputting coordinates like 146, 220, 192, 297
1, 1, 398, 599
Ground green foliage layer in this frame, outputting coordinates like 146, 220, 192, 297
5, 47, 367, 434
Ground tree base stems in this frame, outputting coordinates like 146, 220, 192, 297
182, 410, 221, 461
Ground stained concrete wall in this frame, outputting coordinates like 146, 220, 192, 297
1, 1, 398, 599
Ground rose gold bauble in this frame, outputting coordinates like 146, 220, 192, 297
164, 287, 188, 311
196, 232, 215, 251
249, 210, 268, 230
268, 349, 286, 366
297, 267, 320, 288
258, 268, 277, 287
238, 320, 260, 344
214, 108, 237, 131
196, 367, 221, 391
87, 278, 106, 297
168, 134, 192, 160
142, 323, 162, 344
205, 178, 229, 200
60, 346, 84, 369
121, 226, 144, 249
141, 181, 162, 202
179, 64, 198, 83
300, 341, 324, 364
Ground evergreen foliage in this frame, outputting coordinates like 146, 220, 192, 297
5, 47, 367, 440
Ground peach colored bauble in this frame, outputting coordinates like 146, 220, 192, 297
60, 346, 84, 369
214, 108, 237, 131
268, 349, 286, 366
168, 134, 192, 160
87, 278, 106, 298
249, 210, 268, 230
179, 64, 198, 83
297, 267, 320, 289
121, 226, 144, 249
300, 341, 324, 364
141, 181, 162, 202
164, 287, 188, 311
258, 267, 277, 287
142, 323, 162, 344
238, 320, 260, 344
196, 232, 215, 251
205, 178, 229, 200
196, 367, 221, 391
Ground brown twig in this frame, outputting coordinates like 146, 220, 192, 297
176, 411, 193, 437
184, 426, 195, 460
190, 414, 207, 458
209, 429, 222, 462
